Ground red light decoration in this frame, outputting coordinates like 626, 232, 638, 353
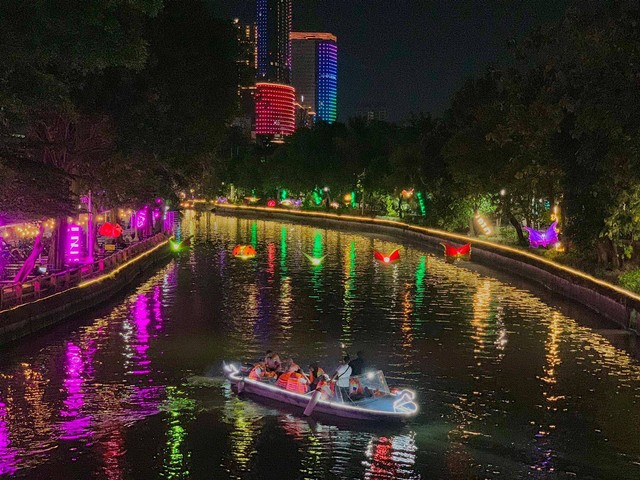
232, 244, 257, 259
255, 83, 296, 136
442, 243, 471, 263
374, 249, 400, 264
98, 222, 123, 238
267, 199, 276, 207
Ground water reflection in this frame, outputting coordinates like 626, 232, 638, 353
0, 213, 638, 478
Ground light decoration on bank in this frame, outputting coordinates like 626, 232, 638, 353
416, 192, 427, 217
374, 249, 400, 264
303, 253, 326, 266
401, 189, 414, 199
98, 222, 123, 238
245, 196, 260, 204
267, 199, 276, 208
232, 244, 257, 260
136, 207, 148, 229
442, 243, 471, 263
474, 214, 493, 236
523, 221, 558, 248
66, 224, 83, 264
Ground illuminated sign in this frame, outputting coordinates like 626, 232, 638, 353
66, 224, 83, 264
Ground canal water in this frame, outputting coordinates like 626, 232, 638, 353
1, 212, 639, 479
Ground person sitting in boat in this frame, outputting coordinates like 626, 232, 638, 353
348, 351, 366, 376
315, 374, 334, 399
276, 363, 308, 393
332, 356, 352, 402
265, 352, 282, 373
308, 362, 325, 390
248, 362, 276, 382
348, 376, 365, 400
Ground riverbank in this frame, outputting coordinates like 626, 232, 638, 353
214, 204, 640, 333
0, 233, 173, 346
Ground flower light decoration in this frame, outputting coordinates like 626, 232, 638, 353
98, 222, 123, 238
267, 199, 276, 208
303, 252, 326, 266
232, 244, 257, 260
244, 196, 260, 204
374, 249, 400, 264
442, 243, 471, 263
523, 221, 559, 248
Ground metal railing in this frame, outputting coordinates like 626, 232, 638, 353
0, 233, 168, 310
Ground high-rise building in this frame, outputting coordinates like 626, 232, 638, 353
233, 19, 257, 135
257, 0, 292, 84
255, 0, 295, 139
291, 32, 338, 124
255, 83, 296, 137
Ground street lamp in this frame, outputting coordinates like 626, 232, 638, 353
500, 189, 506, 196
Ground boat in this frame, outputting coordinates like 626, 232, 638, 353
223, 362, 419, 422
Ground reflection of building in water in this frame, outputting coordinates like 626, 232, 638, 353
0, 396, 17, 476
162, 386, 196, 478
364, 433, 418, 479
532, 311, 564, 474
341, 240, 356, 347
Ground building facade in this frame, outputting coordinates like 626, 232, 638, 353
255, 83, 296, 137
255, 0, 295, 139
291, 32, 338, 125
257, 0, 292, 84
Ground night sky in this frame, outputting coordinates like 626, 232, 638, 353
206, 0, 570, 122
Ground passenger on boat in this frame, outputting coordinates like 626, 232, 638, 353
348, 351, 366, 376
308, 362, 325, 390
265, 352, 282, 373
332, 356, 352, 401
276, 363, 309, 393
248, 362, 276, 381
315, 374, 334, 399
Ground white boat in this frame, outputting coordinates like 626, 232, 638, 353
223, 363, 418, 422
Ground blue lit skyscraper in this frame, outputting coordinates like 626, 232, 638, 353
257, 0, 292, 84
291, 32, 338, 124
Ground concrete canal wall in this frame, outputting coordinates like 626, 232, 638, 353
215, 204, 640, 332
0, 237, 172, 346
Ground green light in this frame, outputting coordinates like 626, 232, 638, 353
350, 191, 356, 208
170, 239, 182, 251
281, 226, 287, 269
312, 188, 323, 206
304, 253, 326, 266
251, 222, 258, 248
416, 192, 427, 217
281, 189, 287, 200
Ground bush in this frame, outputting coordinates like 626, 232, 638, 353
619, 269, 640, 293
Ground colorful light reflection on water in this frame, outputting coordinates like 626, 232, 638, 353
0, 211, 638, 478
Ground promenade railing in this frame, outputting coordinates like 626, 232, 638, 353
0, 233, 168, 310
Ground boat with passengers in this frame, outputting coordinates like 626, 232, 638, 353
223, 362, 418, 422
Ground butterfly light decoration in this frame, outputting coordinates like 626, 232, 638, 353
441, 243, 471, 263
233, 244, 257, 259
523, 221, 558, 248
374, 249, 400, 264
303, 253, 326, 266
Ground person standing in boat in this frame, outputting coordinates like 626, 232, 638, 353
332, 356, 352, 401
349, 351, 366, 376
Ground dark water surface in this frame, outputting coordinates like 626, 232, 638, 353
1, 212, 640, 479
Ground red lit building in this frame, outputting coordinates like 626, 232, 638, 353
255, 83, 296, 137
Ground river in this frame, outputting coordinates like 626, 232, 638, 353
0, 211, 639, 479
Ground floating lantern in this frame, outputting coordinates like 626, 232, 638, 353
98, 222, 123, 238
303, 253, 326, 266
232, 244, 257, 259
523, 221, 558, 248
442, 243, 471, 263
374, 249, 400, 264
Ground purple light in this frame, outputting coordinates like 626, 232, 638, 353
136, 208, 148, 229
216, 197, 228, 204
524, 221, 558, 248
60, 342, 92, 440
0, 400, 17, 476
153, 208, 160, 220
66, 224, 83, 264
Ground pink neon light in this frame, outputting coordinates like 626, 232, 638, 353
136, 208, 147, 229
255, 83, 296, 136
66, 224, 83, 264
